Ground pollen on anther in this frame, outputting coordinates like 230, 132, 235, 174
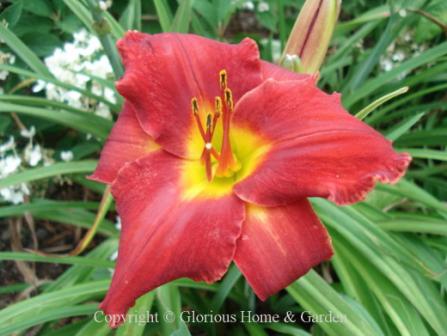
215, 97, 222, 116
219, 70, 227, 89
205, 142, 212, 150
224, 88, 234, 110
206, 114, 212, 129
191, 97, 199, 115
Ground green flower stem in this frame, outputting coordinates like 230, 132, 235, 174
70, 186, 113, 256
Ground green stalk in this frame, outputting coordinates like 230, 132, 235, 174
70, 187, 113, 256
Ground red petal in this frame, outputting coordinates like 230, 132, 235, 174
233, 79, 411, 206
116, 32, 262, 158
102, 151, 244, 327
261, 60, 309, 81
234, 199, 333, 300
89, 103, 158, 184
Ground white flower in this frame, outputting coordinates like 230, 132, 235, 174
43, 156, 55, 167
0, 137, 15, 153
0, 155, 21, 176
62, 90, 83, 108
85, 55, 113, 79
110, 250, 118, 261
95, 102, 112, 119
104, 87, 117, 104
20, 126, 36, 139
24, 144, 42, 167
99, 0, 112, 11
78, 36, 101, 57
271, 39, 282, 62
380, 58, 393, 72
73, 30, 88, 43
242, 1, 255, 10
32, 29, 116, 119
32, 80, 46, 93
1, 186, 25, 204
403, 32, 411, 42
60, 150, 74, 162
115, 216, 122, 231
392, 51, 405, 62
258, 1, 269, 12
0, 183, 30, 204
0, 51, 15, 80
0, 70, 8, 80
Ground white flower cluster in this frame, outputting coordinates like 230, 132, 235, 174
60, 150, 74, 162
33, 29, 116, 120
99, 0, 113, 11
0, 25, 17, 94
0, 137, 29, 204
0, 51, 15, 84
241, 1, 255, 11
0, 126, 59, 204
1, 29, 115, 204
258, 1, 270, 12
260, 38, 282, 62
379, 30, 427, 78
234, 0, 270, 12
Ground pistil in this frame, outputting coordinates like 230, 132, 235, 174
201, 114, 213, 181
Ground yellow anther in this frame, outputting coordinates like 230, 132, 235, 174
191, 97, 199, 115
224, 88, 234, 111
219, 69, 227, 89
214, 97, 222, 116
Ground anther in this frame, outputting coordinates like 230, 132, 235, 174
210, 97, 222, 136
206, 114, 212, 130
214, 97, 222, 117
224, 88, 233, 111
191, 97, 199, 115
191, 97, 206, 141
219, 70, 227, 89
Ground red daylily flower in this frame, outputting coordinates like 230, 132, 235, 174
89, 32, 411, 327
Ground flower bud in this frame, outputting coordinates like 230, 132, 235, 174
281, 0, 341, 74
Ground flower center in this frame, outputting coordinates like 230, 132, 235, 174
191, 69, 241, 181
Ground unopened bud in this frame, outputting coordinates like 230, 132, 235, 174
281, 0, 341, 74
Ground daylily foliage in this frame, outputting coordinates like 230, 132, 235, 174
90, 32, 410, 327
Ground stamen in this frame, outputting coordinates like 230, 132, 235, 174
212, 97, 222, 135
216, 86, 239, 177
191, 70, 240, 181
203, 113, 214, 181
214, 97, 222, 116
219, 70, 227, 89
206, 113, 212, 130
191, 97, 199, 115
191, 97, 206, 141
224, 88, 234, 111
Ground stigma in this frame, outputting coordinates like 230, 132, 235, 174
191, 69, 240, 181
